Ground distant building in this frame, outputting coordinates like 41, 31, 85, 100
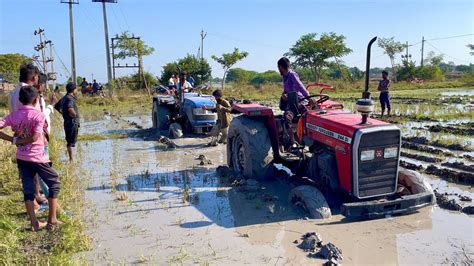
0, 74, 15, 92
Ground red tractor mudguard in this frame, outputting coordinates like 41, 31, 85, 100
232, 103, 281, 161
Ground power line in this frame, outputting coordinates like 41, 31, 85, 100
426, 33, 474, 42
118, 5, 131, 31
425, 41, 471, 63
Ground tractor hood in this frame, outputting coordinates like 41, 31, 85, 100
183, 93, 216, 108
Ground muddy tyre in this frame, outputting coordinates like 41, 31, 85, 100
398, 168, 435, 203
289, 185, 331, 219
152, 103, 171, 130
169, 122, 183, 139
227, 116, 274, 180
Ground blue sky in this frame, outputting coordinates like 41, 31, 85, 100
1, 0, 473, 83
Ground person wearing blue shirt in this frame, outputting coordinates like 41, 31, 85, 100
187, 75, 195, 87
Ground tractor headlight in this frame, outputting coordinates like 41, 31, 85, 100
193, 108, 210, 115
360, 150, 375, 161
384, 147, 398, 159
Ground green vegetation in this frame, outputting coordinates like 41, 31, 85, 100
161, 55, 211, 87
378, 37, 405, 82
0, 122, 91, 264
0, 54, 32, 83
212, 48, 249, 89
112, 31, 155, 93
285, 32, 352, 82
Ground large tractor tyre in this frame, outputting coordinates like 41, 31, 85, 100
227, 116, 274, 180
152, 103, 171, 130
398, 168, 435, 203
289, 185, 332, 219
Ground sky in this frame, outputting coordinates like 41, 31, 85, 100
1, 0, 473, 83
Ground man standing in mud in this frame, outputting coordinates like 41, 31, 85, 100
278, 57, 309, 147
60, 83, 80, 162
203, 89, 232, 146
378, 71, 391, 118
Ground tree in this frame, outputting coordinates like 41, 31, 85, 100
161, 55, 211, 86
468, 44, 474, 56
211, 48, 248, 89
0, 53, 32, 83
348, 67, 364, 80
378, 37, 405, 82
250, 70, 281, 86
285, 32, 352, 83
226, 68, 257, 84
112, 31, 155, 95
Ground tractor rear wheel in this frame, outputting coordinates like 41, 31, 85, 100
289, 185, 331, 219
227, 116, 274, 180
152, 103, 171, 130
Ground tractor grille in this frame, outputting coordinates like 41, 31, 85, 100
355, 128, 400, 198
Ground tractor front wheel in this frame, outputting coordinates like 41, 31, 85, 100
289, 185, 332, 219
152, 103, 171, 130
227, 116, 274, 180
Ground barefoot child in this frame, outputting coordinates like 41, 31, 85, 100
0, 86, 61, 231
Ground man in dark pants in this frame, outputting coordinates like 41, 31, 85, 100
60, 83, 80, 162
378, 71, 391, 118
277, 57, 309, 147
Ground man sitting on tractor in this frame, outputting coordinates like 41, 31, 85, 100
277, 57, 310, 147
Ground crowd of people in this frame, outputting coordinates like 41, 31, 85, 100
0, 63, 80, 231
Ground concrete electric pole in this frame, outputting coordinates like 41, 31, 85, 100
93, 0, 116, 96
421, 36, 425, 67
61, 0, 78, 86
200, 29, 207, 59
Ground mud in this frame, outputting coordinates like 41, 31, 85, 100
425, 165, 474, 185
72, 116, 474, 265
442, 161, 474, 173
401, 141, 451, 156
403, 136, 469, 152
423, 123, 474, 136
401, 151, 442, 163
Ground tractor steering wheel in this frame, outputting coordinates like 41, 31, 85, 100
302, 94, 330, 104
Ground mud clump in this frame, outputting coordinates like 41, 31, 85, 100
297, 232, 322, 251
400, 160, 423, 171
434, 190, 462, 211
426, 124, 474, 136
401, 142, 449, 156
403, 136, 467, 153
195, 154, 212, 165
158, 136, 178, 149
441, 161, 474, 173
426, 165, 474, 185
296, 232, 343, 264
462, 206, 474, 215
401, 152, 442, 163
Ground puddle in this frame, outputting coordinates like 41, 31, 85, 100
441, 90, 474, 96
73, 116, 474, 264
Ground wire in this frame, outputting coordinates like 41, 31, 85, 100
118, 5, 131, 31
207, 32, 285, 49
110, 5, 124, 33
426, 33, 474, 42
425, 41, 471, 63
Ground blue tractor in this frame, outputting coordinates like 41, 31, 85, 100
152, 86, 217, 134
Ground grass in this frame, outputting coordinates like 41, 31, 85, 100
0, 121, 91, 264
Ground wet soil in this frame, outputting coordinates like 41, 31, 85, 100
73, 116, 474, 265
403, 136, 469, 152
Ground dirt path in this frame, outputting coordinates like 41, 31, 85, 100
74, 116, 474, 265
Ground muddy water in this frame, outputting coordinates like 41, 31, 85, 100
75, 116, 473, 265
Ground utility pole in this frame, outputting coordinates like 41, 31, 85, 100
61, 0, 78, 86
421, 36, 425, 67
34, 28, 48, 76
46, 40, 56, 91
200, 29, 207, 59
93, 0, 117, 96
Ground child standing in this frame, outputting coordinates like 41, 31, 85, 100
0, 86, 61, 231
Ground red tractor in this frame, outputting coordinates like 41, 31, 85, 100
226, 37, 435, 218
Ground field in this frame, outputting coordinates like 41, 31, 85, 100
0, 82, 473, 264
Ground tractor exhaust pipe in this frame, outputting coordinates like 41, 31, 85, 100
363, 36, 377, 99
357, 36, 377, 125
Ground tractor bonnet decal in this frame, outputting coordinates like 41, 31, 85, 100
306, 123, 352, 144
